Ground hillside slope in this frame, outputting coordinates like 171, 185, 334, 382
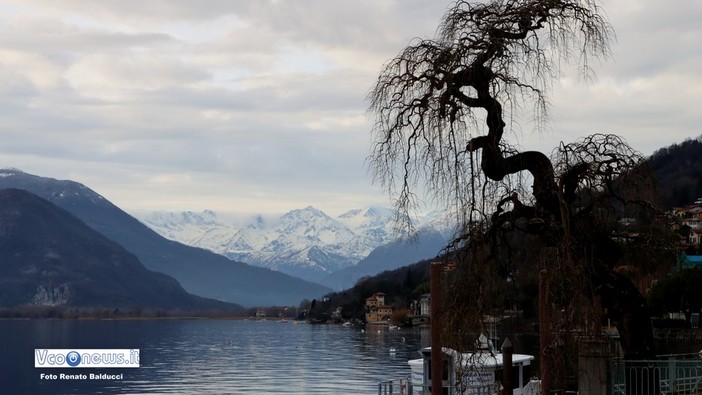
649, 136, 702, 207
0, 189, 240, 311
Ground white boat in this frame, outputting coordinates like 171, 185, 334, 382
407, 335, 538, 395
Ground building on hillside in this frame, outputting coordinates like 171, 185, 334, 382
692, 230, 702, 246
410, 294, 431, 326
331, 307, 342, 321
673, 200, 702, 247
365, 292, 392, 323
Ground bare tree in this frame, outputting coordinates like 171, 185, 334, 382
369, 0, 671, 372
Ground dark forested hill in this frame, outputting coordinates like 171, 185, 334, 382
649, 136, 702, 207
307, 259, 432, 322
0, 188, 241, 312
321, 228, 446, 290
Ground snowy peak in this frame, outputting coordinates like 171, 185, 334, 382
247, 214, 266, 230
284, 205, 326, 219
278, 206, 352, 245
337, 207, 395, 232
135, 210, 231, 247
338, 206, 394, 221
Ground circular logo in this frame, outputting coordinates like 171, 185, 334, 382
66, 351, 81, 367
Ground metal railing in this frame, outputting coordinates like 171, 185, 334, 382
611, 356, 702, 394
377, 378, 414, 394
377, 378, 503, 395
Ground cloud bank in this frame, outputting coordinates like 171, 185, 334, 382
0, 0, 699, 215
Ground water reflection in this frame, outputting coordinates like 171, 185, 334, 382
2, 319, 429, 394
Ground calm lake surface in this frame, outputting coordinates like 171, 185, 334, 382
1, 319, 430, 394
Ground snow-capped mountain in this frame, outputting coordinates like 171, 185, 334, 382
135, 206, 448, 284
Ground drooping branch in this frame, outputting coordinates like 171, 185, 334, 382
369, 0, 612, 226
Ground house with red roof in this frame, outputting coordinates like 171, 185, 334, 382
365, 292, 392, 323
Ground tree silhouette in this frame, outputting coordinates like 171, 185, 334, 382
368, 0, 673, 379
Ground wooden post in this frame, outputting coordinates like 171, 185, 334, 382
502, 338, 513, 395
430, 262, 442, 395
593, 294, 602, 337
540, 268, 551, 394
578, 339, 611, 395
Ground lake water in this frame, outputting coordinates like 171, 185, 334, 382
1, 319, 430, 394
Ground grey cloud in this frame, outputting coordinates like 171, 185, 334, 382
0, 17, 176, 53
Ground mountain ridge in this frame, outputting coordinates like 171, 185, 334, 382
135, 205, 451, 286
0, 169, 331, 307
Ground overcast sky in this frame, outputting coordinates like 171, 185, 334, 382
0, 0, 700, 216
